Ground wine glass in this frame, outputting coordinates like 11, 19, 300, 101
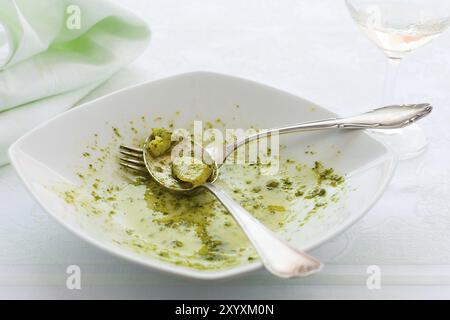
345, 0, 450, 160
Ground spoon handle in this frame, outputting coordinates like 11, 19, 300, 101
202, 182, 322, 278
221, 103, 432, 161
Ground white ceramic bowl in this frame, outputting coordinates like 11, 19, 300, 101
9, 72, 397, 280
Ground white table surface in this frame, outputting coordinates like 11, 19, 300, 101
1, 0, 450, 299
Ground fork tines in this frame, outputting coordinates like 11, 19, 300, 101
119, 145, 148, 174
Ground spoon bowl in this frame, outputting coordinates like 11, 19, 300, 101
142, 135, 219, 194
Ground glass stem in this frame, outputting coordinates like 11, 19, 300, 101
375, 56, 428, 160
382, 58, 401, 105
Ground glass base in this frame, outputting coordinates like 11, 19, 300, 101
370, 123, 428, 161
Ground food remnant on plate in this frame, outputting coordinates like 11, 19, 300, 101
172, 156, 212, 185
52, 117, 347, 271
147, 127, 213, 188
148, 128, 172, 157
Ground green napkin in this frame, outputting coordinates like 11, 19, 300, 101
0, 0, 151, 164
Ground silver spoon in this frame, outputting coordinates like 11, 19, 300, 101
120, 103, 432, 278
214, 103, 432, 166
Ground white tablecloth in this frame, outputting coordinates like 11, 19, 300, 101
1, 0, 449, 299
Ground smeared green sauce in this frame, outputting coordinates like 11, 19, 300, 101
54, 115, 346, 271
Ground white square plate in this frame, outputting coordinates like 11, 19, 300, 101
9, 72, 396, 280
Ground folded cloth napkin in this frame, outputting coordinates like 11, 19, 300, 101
0, 0, 151, 165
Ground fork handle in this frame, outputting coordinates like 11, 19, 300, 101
201, 182, 322, 278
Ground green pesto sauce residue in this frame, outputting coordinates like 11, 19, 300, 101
54, 116, 346, 271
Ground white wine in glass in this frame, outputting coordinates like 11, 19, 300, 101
346, 0, 450, 159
